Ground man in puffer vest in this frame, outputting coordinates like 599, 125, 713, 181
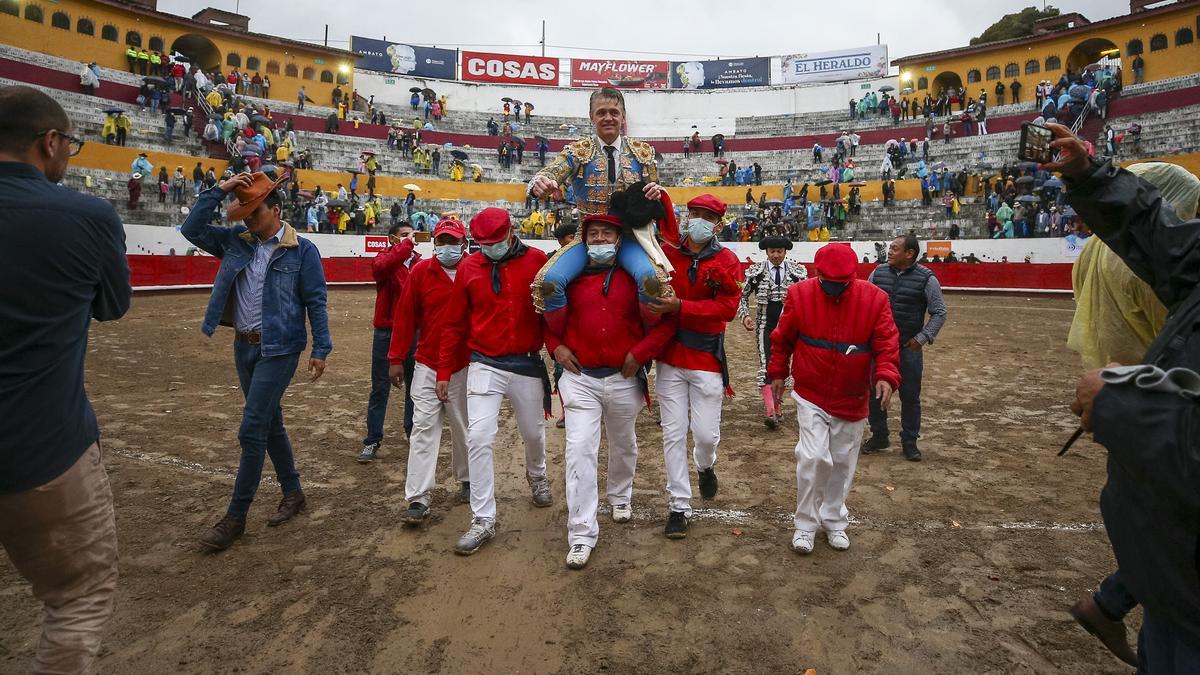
862, 235, 948, 461
768, 243, 900, 555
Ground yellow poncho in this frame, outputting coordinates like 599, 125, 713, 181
1067, 162, 1200, 368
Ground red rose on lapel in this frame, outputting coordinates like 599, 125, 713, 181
701, 266, 738, 296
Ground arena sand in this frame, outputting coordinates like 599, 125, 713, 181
0, 291, 1132, 674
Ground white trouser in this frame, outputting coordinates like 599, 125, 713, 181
405, 363, 470, 505
656, 362, 724, 516
465, 362, 548, 521
792, 393, 865, 533
560, 370, 643, 547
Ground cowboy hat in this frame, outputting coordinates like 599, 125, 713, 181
227, 172, 286, 221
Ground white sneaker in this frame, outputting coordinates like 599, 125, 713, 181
826, 530, 851, 551
791, 530, 815, 554
454, 518, 495, 555
565, 543, 592, 569
611, 503, 632, 523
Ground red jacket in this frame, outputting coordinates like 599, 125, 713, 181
388, 257, 467, 374
767, 278, 901, 421
437, 244, 549, 382
544, 267, 677, 369
370, 238, 415, 330
656, 192, 743, 374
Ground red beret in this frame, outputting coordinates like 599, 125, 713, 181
686, 194, 726, 218
814, 243, 859, 282
582, 213, 622, 234
469, 207, 512, 244
433, 218, 466, 240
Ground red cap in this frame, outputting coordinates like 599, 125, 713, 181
582, 213, 622, 235
686, 194, 727, 218
433, 218, 466, 240
469, 207, 512, 244
814, 243, 859, 282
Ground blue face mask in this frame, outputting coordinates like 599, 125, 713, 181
819, 279, 850, 297
587, 243, 617, 265
480, 239, 510, 261
686, 217, 715, 244
434, 244, 463, 267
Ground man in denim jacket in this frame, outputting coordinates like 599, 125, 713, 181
181, 171, 332, 552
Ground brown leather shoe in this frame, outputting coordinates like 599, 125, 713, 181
1070, 595, 1139, 667
199, 513, 246, 551
266, 490, 306, 527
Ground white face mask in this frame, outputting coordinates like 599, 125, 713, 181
686, 218, 715, 244
434, 244, 463, 267
480, 239, 510, 261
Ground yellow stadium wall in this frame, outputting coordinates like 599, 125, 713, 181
0, 0, 354, 105
895, 3, 1200, 102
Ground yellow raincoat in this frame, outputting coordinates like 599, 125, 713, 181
1067, 162, 1200, 368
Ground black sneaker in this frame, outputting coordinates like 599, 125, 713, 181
453, 481, 471, 505
860, 435, 889, 454
664, 511, 689, 539
902, 443, 923, 462
698, 467, 718, 499
764, 416, 778, 430
401, 502, 429, 525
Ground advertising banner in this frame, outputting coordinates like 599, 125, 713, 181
779, 46, 889, 85
364, 236, 390, 253
350, 36, 456, 80
669, 57, 770, 90
570, 59, 669, 89
460, 51, 559, 86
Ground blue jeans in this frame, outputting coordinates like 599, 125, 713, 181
868, 347, 923, 444
1094, 570, 1138, 621
542, 241, 659, 311
228, 340, 302, 515
363, 328, 414, 445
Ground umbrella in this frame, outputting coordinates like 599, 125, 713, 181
715, 159, 729, 164
764, 200, 784, 207
422, 88, 436, 100
102, 107, 124, 115
1016, 195, 1039, 203
814, 178, 832, 186
1085, 62, 1103, 72
360, 150, 376, 156
884, 139, 899, 149
1015, 175, 1035, 185
403, 183, 421, 191
250, 114, 271, 126
168, 107, 187, 115
849, 180, 867, 187
471, 163, 482, 171
1016, 161, 1040, 171
534, 134, 548, 144
326, 199, 348, 208
297, 190, 314, 199
407, 87, 423, 94
932, 161, 947, 170
239, 149, 259, 157
450, 149, 468, 160
143, 76, 168, 86
501, 97, 513, 103
345, 168, 363, 175
691, 125, 698, 129
654, 151, 664, 163
878, 85, 895, 92
1043, 176, 1064, 189
712, 133, 725, 142
901, 87, 914, 95
1063, 206, 1077, 217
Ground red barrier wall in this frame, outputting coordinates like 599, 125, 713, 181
129, 255, 1073, 292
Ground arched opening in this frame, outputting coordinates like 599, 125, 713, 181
1150, 33, 1168, 51
1004, 63, 1019, 78
169, 33, 221, 72
1025, 59, 1040, 74
916, 76, 928, 90
246, 56, 260, 71
1127, 39, 1143, 56
285, 63, 298, 77
226, 53, 240, 68
148, 35, 164, 52
1177, 28, 1193, 46
302, 66, 315, 80
24, 4, 43, 22
0, 0, 17, 17
985, 65, 1000, 80
319, 69, 334, 83
266, 60, 280, 75
966, 69, 980, 83
1045, 55, 1061, 71
932, 71, 962, 94
101, 24, 118, 41
76, 18, 94, 36
50, 11, 69, 29
1067, 37, 1119, 74
125, 30, 141, 47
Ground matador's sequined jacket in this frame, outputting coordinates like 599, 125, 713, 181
533, 136, 659, 214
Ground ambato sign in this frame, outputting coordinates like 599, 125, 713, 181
461, 51, 559, 86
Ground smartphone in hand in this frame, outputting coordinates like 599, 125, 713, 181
1018, 122, 1055, 164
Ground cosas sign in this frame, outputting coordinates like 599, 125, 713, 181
460, 51, 559, 86
364, 236, 390, 253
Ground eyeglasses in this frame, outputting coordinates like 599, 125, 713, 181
35, 129, 84, 157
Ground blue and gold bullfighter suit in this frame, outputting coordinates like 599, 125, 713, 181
529, 135, 674, 320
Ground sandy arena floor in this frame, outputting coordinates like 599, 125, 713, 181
0, 290, 1133, 674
